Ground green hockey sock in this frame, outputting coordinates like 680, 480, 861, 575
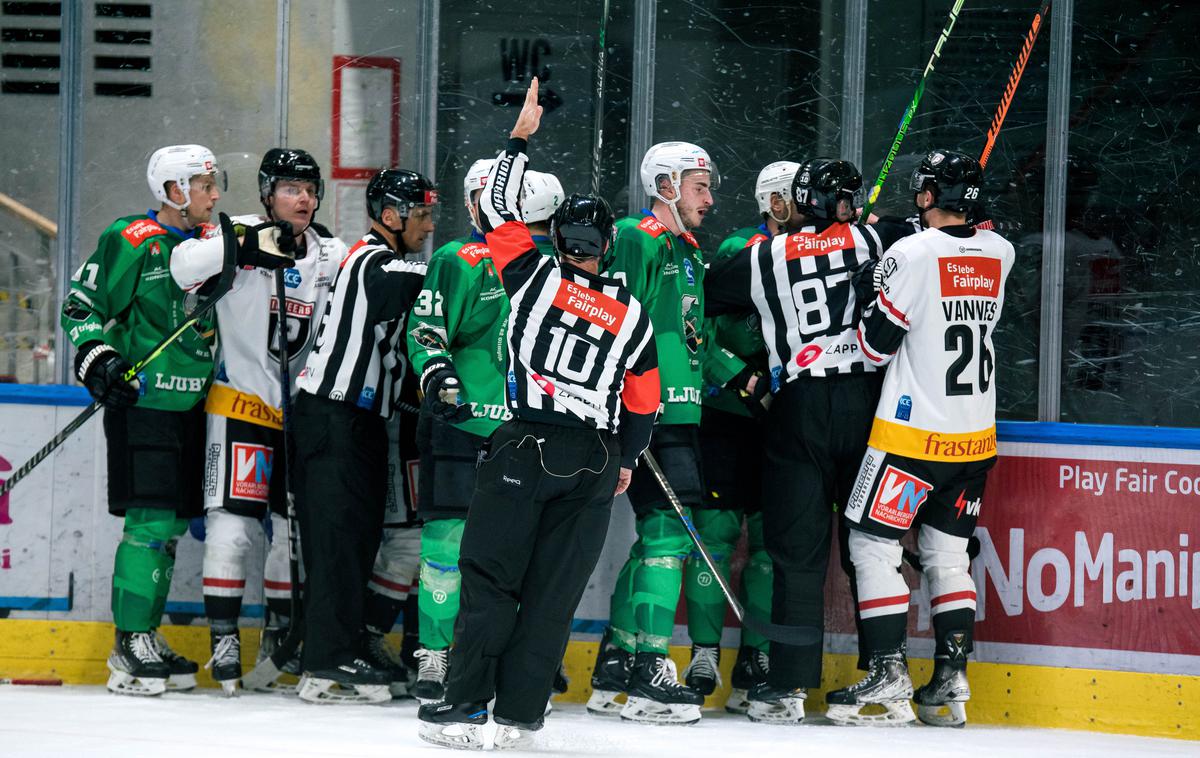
632, 510, 691, 654
111, 508, 187, 632
684, 509, 740, 645
741, 512, 773, 652
419, 518, 464, 650
608, 545, 640, 653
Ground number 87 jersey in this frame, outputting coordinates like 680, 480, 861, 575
857, 225, 1015, 463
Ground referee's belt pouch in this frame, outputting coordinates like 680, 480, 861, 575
480, 435, 538, 494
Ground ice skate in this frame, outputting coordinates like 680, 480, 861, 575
586, 627, 631, 717
682, 643, 721, 696
412, 646, 449, 703
244, 625, 301, 693
298, 657, 391, 704
417, 700, 488, 750
746, 682, 806, 723
205, 629, 242, 697
106, 630, 169, 697
914, 659, 970, 727
364, 626, 417, 698
493, 714, 544, 750
726, 646, 769, 714
150, 630, 198, 691
825, 649, 915, 726
552, 661, 570, 695
620, 653, 704, 725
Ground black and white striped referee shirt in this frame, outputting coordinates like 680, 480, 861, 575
706, 218, 914, 387
296, 229, 426, 417
479, 138, 660, 468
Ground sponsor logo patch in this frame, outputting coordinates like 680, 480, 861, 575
954, 490, 981, 518
939, 256, 1001, 298
895, 394, 912, 421
230, 442, 273, 503
120, 218, 166, 247
457, 242, 489, 266
867, 465, 932, 530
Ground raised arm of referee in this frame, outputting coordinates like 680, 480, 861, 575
418, 78, 660, 745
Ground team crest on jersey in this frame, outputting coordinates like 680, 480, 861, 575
681, 294, 702, 354
867, 465, 932, 530
410, 324, 449, 352
457, 242, 489, 266
268, 296, 314, 362
230, 442, 273, 503
121, 218, 166, 247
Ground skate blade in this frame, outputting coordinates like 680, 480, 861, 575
417, 721, 485, 750
917, 701, 967, 728
217, 680, 240, 698
825, 700, 916, 726
494, 725, 537, 750
166, 673, 197, 692
746, 698, 805, 724
297, 676, 391, 705
725, 687, 749, 715
619, 697, 701, 725
585, 689, 626, 717
106, 667, 166, 697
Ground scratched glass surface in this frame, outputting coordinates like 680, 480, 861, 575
1055, 1, 1200, 427
650, 0, 842, 243
862, 0, 1051, 422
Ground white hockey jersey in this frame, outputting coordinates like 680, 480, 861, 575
171, 214, 347, 425
857, 225, 1015, 462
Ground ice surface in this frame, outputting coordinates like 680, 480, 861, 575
0, 686, 1193, 757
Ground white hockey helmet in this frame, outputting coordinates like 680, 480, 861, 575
754, 160, 802, 215
639, 141, 719, 204
463, 158, 495, 209
147, 144, 224, 210
522, 170, 565, 225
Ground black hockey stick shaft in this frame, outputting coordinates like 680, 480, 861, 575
589, 0, 611, 196
0, 213, 239, 498
641, 451, 821, 646
271, 267, 304, 669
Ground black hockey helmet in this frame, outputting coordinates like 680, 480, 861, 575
366, 169, 438, 224
910, 149, 983, 217
258, 148, 324, 207
550, 193, 616, 270
791, 158, 864, 220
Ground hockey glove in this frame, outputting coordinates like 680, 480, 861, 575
730, 367, 772, 418
236, 220, 296, 270
850, 258, 878, 311
420, 357, 474, 424
74, 341, 140, 408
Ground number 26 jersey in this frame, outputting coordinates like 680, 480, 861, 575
857, 225, 1015, 462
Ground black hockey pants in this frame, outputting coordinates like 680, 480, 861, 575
445, 419, 619, 724
761, 372, 880, 689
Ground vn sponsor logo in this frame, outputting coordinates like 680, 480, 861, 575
230, 442, 273, 503
867, 465, 932, 530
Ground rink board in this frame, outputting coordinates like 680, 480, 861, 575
1, 388, 1198, 740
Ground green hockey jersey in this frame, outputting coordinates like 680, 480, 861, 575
705, 225, 773, 417
61, 213, 215, 411
608, 213, 744, 425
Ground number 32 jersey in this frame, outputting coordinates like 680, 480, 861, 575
857, 225, 1015, 462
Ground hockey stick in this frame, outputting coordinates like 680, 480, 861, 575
641, 451, 821, 646
978, 1, 1051, 169
860, 0, 966, 220
0, 213, 239, 499
589, 0, 612, 196
242, 267, 304, 692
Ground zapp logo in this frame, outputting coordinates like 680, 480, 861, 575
867, 465, 932, 530
230, 442, 273, 503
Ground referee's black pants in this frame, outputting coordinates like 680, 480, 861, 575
292, 392, 388, 672
761, 372, 881, 689
445, 418, 619, 724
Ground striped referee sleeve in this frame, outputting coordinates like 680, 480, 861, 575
479, 138, 528, 233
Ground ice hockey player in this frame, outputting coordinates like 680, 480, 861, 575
828, 150, 1012, 727
685, 161, 799, 713
417, 78, 659, 750
61, 144, 225, 696
705, 158, 916, 723
588, 142, 751, 725
405, 163, 564, 702
290, 169, 432, 704
170, 147, 346, 695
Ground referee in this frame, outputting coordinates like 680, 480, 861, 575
418, 78, 659, 750
290, 168, 433, 703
